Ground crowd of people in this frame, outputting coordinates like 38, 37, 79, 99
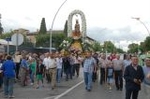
0, 50, 150, 99
0, 50, 84, 98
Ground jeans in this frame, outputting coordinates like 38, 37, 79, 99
3, 77, 15, 96
30, 71, 35, 83
56, 68, 62, 83
84, 72, 93, 90
65, 66, 72, 80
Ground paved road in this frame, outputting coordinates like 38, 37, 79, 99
0, 69, 147, 99
58, 80, 146, 99
0, 76, 83, 99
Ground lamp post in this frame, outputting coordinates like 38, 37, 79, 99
132, 17, 150, 36
49, 0, 68, 53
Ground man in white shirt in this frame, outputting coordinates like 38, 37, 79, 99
48, 53, 57, 90
56, 53, 63, 83
112, 54, 124, 91
99, 54, 108, 85
43, 53, 51, 83
13, 51, 22, 79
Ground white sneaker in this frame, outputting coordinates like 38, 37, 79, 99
109, 86, 112, 90
9, 95, 15, 98
30, 83, 33, 85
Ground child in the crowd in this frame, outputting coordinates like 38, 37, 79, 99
106, 61, 114, 91
29, 58, 36, 86
36, 59, 45, 89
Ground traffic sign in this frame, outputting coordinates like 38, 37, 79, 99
11, 33, 24, 46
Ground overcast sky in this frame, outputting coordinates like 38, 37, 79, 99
0, 0, 150, 51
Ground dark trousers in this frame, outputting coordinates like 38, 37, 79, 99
126, 89, 139, 99
46, 69, 51, 83
0, 74, 3, 88
100, 68, 105, 84
65, 65, 72, 80
92, 72, 97, 82
114, 70, 123, 90
15, 63, 20, 79
72, 64, 80, 77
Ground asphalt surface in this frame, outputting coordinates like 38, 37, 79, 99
0, 69, 147, 99
58, 80, 146, 99
0, 75, 83, 99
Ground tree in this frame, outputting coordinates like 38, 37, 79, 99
116, 48, 124, 53
35, 34, 49, 47
35, 32, 65, 49
103, 41, 116, 53
39, 18, 47, 34
0, 32, 13, 39
139, 42, 146, 53
128, 43, 138, 53
0, 22, 3, 35
63, 20, 68, 37
92, 42, 102, 52
144, 36, 150, 52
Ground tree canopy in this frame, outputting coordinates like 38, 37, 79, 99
39, 18, 47, 34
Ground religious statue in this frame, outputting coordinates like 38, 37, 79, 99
72, 19, 81, 39
69, 19, 83, 53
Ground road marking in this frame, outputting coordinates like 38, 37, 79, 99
44, 80, 84, 99
54, 80, 84, 99
44, 96, 56, 99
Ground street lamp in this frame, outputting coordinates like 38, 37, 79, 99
132, 17, 150, 36
49, 0, 68, 53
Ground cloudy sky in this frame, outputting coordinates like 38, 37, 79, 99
0, 0, 150, 51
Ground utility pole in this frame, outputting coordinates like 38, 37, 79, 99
132, 17, 150, 36
49, 0, 68, 53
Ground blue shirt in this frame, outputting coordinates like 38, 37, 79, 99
1, 60, 16, 78
143, 66, 150, 85
83, 57, 96, 73
123, 59, 131, 69
21, 59, 28, 69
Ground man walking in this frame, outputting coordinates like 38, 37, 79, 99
83, 51, 96, 92
1, 55, 16, 98
112, 54, 124, 91
99, 54, 108, 85
49, 53, 57, 90
142, 57, 150, 99
124, 55, 144, 99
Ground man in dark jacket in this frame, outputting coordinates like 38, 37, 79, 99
124, 55, 144, 99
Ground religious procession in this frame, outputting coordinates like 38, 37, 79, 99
0, 9, 150, 99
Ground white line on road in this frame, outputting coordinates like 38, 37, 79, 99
54, 80, 84, 99
44, 80, 84, 99
44, 96, 56, 99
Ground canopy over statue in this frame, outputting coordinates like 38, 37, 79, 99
59, 10, 88, 55
67, 10, 86, 39
67, 10, 87, 53
60, 10, 93, 55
